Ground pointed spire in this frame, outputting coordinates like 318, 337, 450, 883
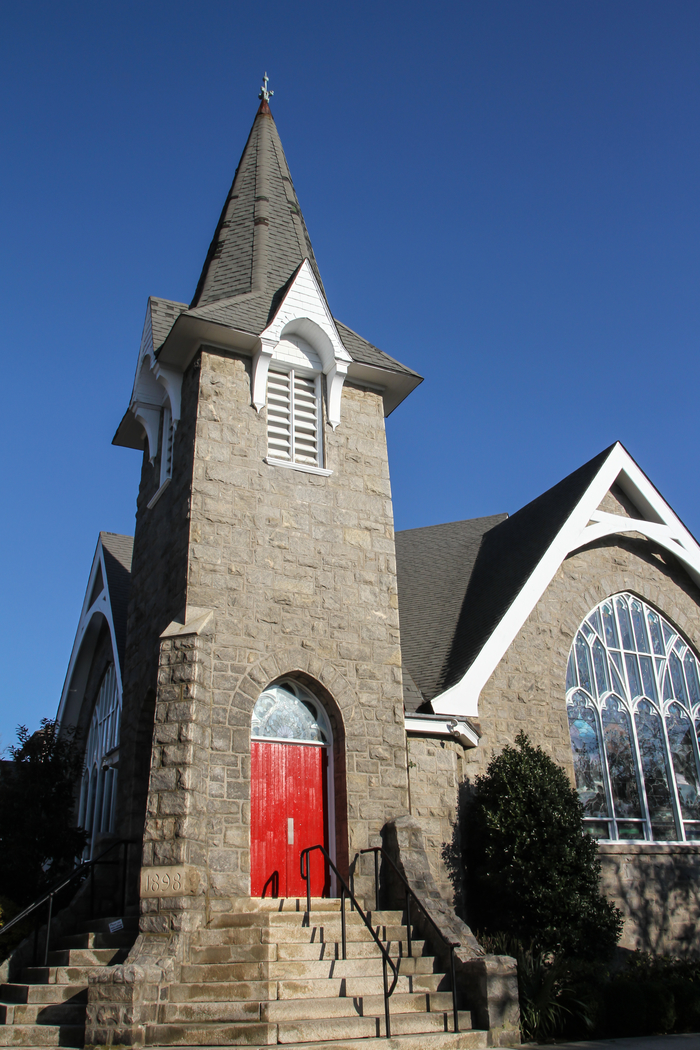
190, 81, 324, 309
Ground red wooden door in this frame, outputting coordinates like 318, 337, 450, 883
250, 741, 329, 897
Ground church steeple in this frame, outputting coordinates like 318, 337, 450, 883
190, 80, 324, 309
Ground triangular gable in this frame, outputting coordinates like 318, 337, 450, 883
56, 534, 133, 734
432, 442, 700, 718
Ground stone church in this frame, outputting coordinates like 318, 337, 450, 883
3, 84, 700, 1049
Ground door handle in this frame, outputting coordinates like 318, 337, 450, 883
287, 818, 294, 845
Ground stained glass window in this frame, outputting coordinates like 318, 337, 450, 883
566, 593, 700, 842
78, 663, 121, 858
252, 679, 330, 745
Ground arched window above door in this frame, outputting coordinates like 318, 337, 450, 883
251, 679, 330, 745
566, 593, 700, 843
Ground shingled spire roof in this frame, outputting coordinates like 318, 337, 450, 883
190, 98, 324, 309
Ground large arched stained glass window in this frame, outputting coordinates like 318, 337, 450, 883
566, 594, 700, 842
78, 663, 121, 856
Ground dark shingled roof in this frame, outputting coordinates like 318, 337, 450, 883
334, 321, 420, 378
396, 515, 507, 707
396, 445, 617, 708
190, 101, 324, 309
150, 297, 187, 350
100, 533, 133, 672
140, 103, 417, 383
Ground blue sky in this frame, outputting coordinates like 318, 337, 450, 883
1, 0, 699, 749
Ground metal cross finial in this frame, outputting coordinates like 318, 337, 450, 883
259, 73, 274, 103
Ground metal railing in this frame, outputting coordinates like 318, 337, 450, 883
0, 839, 137, 967
300, 844, 399, 1038
357, 846, 461, 1034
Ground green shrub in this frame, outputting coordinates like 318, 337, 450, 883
465, 732, 622, 959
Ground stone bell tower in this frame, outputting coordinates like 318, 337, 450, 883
111, 82, 422, 932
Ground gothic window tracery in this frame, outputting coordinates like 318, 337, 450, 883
78, 662, 121, 855
566, 593, 700, 842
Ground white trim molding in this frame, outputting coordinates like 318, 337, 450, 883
405, 713, 480, 749
432, 442, 700, 721
56, 537, 125, 736
254, 260, 351, 428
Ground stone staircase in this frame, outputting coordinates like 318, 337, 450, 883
0, 915, 137, 1048
146, 898, 489, 1049
0, 899, 497, 1049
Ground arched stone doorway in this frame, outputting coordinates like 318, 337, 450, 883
250, 677, 334, 897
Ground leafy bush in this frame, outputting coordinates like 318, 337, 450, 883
465, 732, 622, 959
0, 720, 87, 907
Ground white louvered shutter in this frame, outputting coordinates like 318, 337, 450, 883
267, 369, 321, 467
292, 374, 319, 465
267, 370, 292, 461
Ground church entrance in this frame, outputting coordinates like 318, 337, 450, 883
250, 679, 332, 897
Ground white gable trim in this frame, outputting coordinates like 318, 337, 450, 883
56, 538, 124, 735
432, 443, 700, 720
253, 260, 351, 429
128, 301, 183, 460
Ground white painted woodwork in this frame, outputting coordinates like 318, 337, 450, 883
432, 443, 700, 721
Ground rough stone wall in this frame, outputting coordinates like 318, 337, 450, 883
406, 735, 465, 907
598, 843, 700, 954
412, 532, 700, 951
116, 358, 199, 848
141, 349, 409, 907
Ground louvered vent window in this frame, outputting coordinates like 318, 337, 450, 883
267, 368, 322, 467
160, 406, 174, 486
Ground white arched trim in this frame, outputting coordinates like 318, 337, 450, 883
56, 539, 124, 736
432, 442, 700, 721
253, 260, 351, 429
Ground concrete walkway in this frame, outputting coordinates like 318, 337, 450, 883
528, 1035, 700, 1050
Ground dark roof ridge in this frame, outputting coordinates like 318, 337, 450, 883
398, 513, 509, 538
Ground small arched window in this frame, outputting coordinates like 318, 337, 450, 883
566, 593, 700, 842
251, 679, 331, 745
78, 663, 121, 855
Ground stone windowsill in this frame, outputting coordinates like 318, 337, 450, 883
598, 841, 700, 856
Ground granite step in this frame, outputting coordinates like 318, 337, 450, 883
0, 1003, 85, 1026
277, 1010, 474, 1043
260, 991, 456, 1022
167, 981, 278, 1003
179, 957, 436, 984
0, 1023, 84, 1047
20, 967, 103, 986
276, 973, 445, 999
143, 1020, 276, 1046
208, 909, 403, 929
266, 957, 436, 980
142, 1029, 490, 1050
274, 940, 424, 961
260, 924, 409, 943
0, 985, 86, 1006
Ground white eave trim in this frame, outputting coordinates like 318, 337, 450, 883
431, 442, 700, 720
56, 538, 124, 729
405, 713, 479, 749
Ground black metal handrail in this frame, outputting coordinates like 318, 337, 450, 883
0, 838, 138, 967
358, 846, 461, 1034
300, 844, 399, 1038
